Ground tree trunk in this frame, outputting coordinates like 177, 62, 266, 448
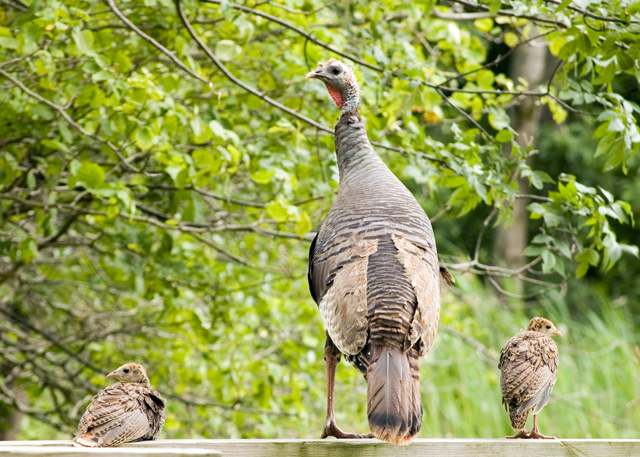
493, 32, 548, 298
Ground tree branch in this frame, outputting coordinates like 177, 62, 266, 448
447, 0, 569, 28
105, 0, 211, 85
0, 68, 139, 173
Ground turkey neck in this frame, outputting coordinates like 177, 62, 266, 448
334, 112, 387, 184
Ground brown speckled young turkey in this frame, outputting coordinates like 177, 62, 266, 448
74, 363, 165, 447
499, 317, 561, 439
306, 60, 441, 445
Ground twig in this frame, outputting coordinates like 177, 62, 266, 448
448, 0, 569, 28
200, 0, 381, 72
545, 0, 640, 25
474, 208, 497, 262
437, 31, 554, 87
441, 325, 498, 364
105, 0, 211, 85
432, 10, 493, 20
436, 87, 494, 141
176, 0, 331, 133
0, 68, 139, 173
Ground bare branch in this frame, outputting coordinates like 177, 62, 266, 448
545, 0, 640, 25
447, 0, 569, 28
432, 10, 494, 20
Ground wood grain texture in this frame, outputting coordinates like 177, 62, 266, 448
0, 445, 219, 456
3, 439, 639, 457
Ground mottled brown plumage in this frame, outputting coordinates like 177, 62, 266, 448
499, 317, 561, 439
306, 61, 441, 444
74, 363, 165, 447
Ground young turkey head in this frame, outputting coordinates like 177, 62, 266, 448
306, 60, 360, 113
106, 362, 150, 385
527, 317, 562, 337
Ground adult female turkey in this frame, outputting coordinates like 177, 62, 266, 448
306, 60, 441, 444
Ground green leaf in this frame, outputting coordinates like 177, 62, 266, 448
266, 200, 289, 222
133, 127, 154, 150
488, 108, 510, 131
193, 148, 221, 174
576, 248, 600, 266
73, 28, 95, 55
216, 39, 242, 62
495, 129, 512, 143
41, 139, 70, 153
70, 161, 105, 190
191, 117, 213, 143
541, 250, 556, 273
18, 239, 38, 263
0, 36, 18, 49
476, 69, 495, 89
251, 170, 274, 184
503, 32, 518, 48
295, 211, 312, 235
473, 18, 493, 32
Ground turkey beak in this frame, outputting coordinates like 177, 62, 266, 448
306, 69, 323, 80
106, 370, 118, 380
553, 327, 563, 337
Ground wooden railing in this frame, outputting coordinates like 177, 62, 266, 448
1, 438, 639, 456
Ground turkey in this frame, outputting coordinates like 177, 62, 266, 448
499, 317, 561, 439
74, 362, 165, 447
306, 60, 441, 444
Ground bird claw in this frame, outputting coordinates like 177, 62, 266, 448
506, 430, 556, 439
321, 421, 373, 439
528, 431, 556, 439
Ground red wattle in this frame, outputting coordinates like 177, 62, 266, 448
326, 84, 344, 108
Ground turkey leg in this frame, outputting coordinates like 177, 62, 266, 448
321, 336, 373, 439
528, 415, 555, 439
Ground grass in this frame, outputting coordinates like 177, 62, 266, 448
12, 275, 640, 440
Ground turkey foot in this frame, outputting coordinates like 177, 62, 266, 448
527, 414, 556, 439
506, 430, 530, 439
527, 431, 556, 439
321, 420, 373, 439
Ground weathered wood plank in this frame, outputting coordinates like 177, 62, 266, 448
0, 447, 220, 457
2, 439, 640, 457
136, 438, 640, 457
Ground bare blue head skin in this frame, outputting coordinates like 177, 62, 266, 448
306, 60, 360, 115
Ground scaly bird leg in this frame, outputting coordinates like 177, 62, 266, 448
321, 336, 373, 439
528, 414, 556, 439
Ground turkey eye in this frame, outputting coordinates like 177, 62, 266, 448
545, 325, 551, 329
123, 368, 130, 373
330, 66, 341, 75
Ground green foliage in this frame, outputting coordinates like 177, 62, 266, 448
0, 0, 638, 440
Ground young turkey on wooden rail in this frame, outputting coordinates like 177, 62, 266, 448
74, 363, 165, 447
499, 317, 561, 439
306, 60, 442, 445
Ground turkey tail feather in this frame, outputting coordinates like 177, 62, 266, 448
367, 344, 421, 444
